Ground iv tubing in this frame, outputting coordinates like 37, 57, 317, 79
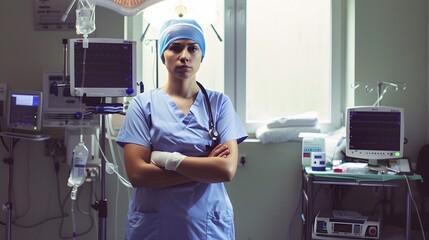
71, 186, 78, 240
79, 47, 88, 143
93, 131, 132, 188
106, 122, 120, 237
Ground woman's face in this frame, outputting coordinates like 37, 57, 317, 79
163, 39, 202, 80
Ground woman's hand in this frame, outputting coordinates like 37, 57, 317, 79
176, 140, 238, 183
209, 144, 230, 158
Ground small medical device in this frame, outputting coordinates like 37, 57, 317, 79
345, 106, 404, 165
314, 211, 380, 239
196, 81, 219, 144
6, 90, 43, 132
69, 38, 137, 97
301, 137, 325, 166
42, 71, 99, 127
311, 152, 326, 171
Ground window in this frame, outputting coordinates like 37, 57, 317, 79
138, 0, 343, 134
227, 0, 343, 133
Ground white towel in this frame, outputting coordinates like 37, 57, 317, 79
267, 111, 318, 128
256, 125, 321, 144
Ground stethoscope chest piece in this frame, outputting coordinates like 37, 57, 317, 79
208, 127, 219, 141
197, 81, 218, 142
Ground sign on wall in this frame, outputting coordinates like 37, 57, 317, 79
34, 0, 76, 31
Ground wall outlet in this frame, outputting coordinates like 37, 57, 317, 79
86, 163, 100, 182
238, 154, 247, 167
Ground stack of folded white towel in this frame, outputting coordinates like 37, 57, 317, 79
256, 111, 321, 144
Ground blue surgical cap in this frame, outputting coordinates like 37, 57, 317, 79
159, 19, 206, 64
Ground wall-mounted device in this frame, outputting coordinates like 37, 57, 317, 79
69, 38, 137, 97
6, 90, 43, 132
42, 71, 99, 127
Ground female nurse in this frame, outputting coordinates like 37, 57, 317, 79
116, 18, 248, 240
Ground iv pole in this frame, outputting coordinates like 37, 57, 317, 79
4, 138, 14, 240
91, 99, 129, 240
92, 99, 108, 240
0, 134, 50, 240
372, 81, 406, 106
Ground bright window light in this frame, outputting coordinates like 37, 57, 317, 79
246, 0, 331, 125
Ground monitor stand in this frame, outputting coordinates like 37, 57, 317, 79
367, 159, 388, 173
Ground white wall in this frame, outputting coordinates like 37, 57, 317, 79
353, 0, 428, 163
0, 1, 127, 239
0, 1, 427, 240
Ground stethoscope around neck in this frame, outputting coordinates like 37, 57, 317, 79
196, 81, 219, 142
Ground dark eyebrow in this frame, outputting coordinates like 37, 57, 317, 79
170, 42, 198, 46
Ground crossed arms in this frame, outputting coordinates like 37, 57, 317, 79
123, 140, 239, 188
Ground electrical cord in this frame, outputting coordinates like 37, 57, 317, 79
331, 136, 345, 162
403, 174, 426, 240
12, 142, 32, 222
8, 151, 93, 239
13, 155, 68, 229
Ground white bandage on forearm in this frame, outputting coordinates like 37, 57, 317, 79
151, 151, 187, 171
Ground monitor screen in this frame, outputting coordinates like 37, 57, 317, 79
7, 90, 43, 132
69, 38, 137, 97
345, 106, 404, 161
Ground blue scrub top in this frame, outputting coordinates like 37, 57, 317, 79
117, 87, 248, 240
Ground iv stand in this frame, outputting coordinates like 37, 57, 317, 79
374, 81, 406, 106
0, 134, 50, 240
4, 138, 14, 240
91, 98, 130, 240
92, 98, 108, 240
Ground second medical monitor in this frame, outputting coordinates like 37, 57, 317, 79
69, 38, 137, 97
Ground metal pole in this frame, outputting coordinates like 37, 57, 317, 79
98, 110, 107, 240
405, 189, 411, 240
6, 138, 14, 240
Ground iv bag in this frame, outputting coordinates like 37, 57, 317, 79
76, 0, 96, 37
68, 141, 89, 188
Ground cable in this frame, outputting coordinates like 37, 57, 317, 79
93, 127, 132, 188
13, 154, 68, 229
13, 141, 32, 221
106, 121, 121, 238
105, 116, 132, 197
403, 174, 426, 240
